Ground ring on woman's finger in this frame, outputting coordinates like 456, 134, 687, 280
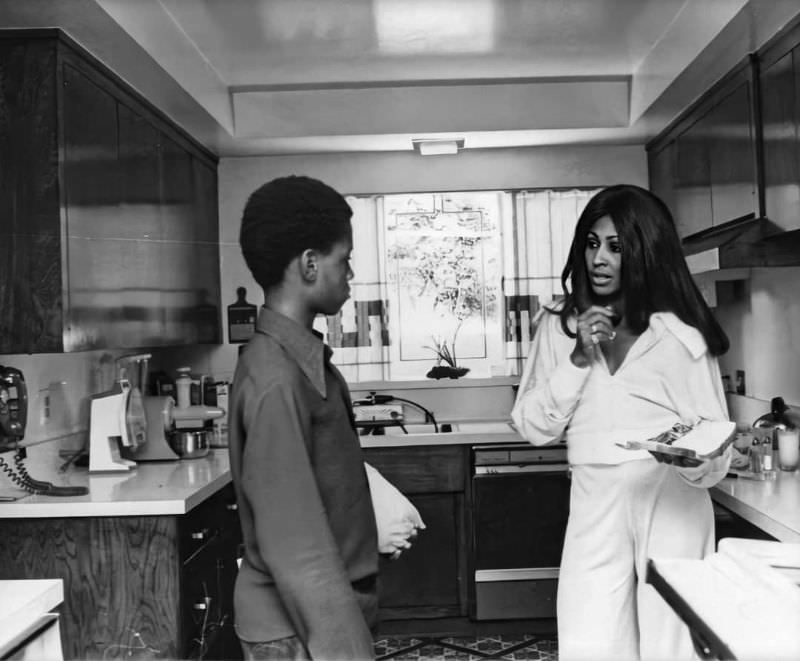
609, 330, 617, 341
591, 323, 597, 334
591, 333, 599, 345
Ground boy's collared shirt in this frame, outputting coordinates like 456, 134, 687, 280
229, 307, 377, 659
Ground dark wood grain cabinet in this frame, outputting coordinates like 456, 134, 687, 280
0, 484, 242, 660
759, 15, 800, 234
364, 445, 471, 620
0, 29, 221, 354
648, 57, 760, 239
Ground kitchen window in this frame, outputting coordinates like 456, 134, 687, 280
314, 188, 600, 383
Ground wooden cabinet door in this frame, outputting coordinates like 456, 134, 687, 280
648, 139, 677, 221
708, 80, 758, 226
649, 57, 760, 242
377, 492, 464, 619
675, 114, 713, 238
0, 37, 62, 353
761, 48, 800, 232
1, 30, 220, 354
189, 157, 223, 344
364, 445, 468, 619
117, 102, 161, 221
0, 516, 182, 660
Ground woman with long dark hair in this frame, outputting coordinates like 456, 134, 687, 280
511, 184, 732, 660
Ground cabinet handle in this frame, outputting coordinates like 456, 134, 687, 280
226, 503, 238, 512
191, 528, 210, 540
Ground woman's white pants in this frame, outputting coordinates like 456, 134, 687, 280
557, 459, 715, 660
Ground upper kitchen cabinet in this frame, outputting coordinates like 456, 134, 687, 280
759, 14, 800, 235
0, 29, 221, 354
648, 56, 761, 240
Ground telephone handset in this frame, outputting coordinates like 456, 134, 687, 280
0, 365, 28, 447
0, 365, 87, 497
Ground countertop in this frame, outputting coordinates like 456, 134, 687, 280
647, 539, 800, 660
0, 450, 231, 518
0, 579, 63, 656
711, 469, 800, 542
0, 421, 519, 518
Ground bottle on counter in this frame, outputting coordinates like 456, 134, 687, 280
749, 438, 762, 475
175, 367, 192, 409
761, 435, 776, 478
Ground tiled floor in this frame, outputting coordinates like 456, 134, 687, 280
373, 634, 558, 660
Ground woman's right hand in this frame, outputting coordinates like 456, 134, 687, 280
570, 305, 618, 368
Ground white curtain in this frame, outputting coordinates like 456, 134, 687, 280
504, 189, 600, 370
314, 195, 390, 383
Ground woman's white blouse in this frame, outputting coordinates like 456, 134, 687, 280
511, 309, 731, 487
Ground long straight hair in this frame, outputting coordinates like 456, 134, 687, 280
555, 184, 729, 356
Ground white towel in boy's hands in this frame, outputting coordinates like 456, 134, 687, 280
364, 463, 426, 559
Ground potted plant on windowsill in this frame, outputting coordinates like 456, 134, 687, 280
425, 330, 470, 379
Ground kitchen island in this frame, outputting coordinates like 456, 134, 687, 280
647, 538, 800, 660
0, 450, 239, 660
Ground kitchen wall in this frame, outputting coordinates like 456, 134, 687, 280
717, 266, 800, 423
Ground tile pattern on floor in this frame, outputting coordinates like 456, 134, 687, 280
374, 634, 558, 660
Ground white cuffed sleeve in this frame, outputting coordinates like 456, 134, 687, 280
674, 352, 732, 488
511, 311, 591, 446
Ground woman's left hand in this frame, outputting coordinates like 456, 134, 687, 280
648, 450, 703, 468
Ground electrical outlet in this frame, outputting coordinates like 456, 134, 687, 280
735, 369, 746, 396
39, 388, 51, 426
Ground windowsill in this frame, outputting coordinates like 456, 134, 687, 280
349, 376, 519, 391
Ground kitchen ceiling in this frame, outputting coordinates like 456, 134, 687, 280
0, 0, 774, 157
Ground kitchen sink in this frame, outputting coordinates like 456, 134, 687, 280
381, 421, 516, 436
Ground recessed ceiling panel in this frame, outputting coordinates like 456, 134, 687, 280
232, 79, 629, 138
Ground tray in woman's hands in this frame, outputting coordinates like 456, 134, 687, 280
616, 420, 737, 461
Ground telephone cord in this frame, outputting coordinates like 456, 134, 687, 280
0, 450, 87, 496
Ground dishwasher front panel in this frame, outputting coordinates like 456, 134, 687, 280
471, 447, 570, 620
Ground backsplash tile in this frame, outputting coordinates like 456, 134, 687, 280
716, 267, 800, 408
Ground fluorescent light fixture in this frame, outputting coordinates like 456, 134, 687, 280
412, 138, 465, 156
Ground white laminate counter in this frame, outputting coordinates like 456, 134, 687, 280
647, 539, 800, 660
0, 579, 64, 657
711, 469, 800, 543
0, 450, 231, 518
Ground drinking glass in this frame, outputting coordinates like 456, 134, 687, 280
776, 428, 799, 471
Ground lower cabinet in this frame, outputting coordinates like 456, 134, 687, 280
0, 484, 241, 660
364, 445, 470, 620
712, 500, 777, 547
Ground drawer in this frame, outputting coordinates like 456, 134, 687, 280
364, 446, 466, 493
180, 483, 240, 568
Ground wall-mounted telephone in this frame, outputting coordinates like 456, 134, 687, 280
0, 365, 87, 497
0, 365, 28, 450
